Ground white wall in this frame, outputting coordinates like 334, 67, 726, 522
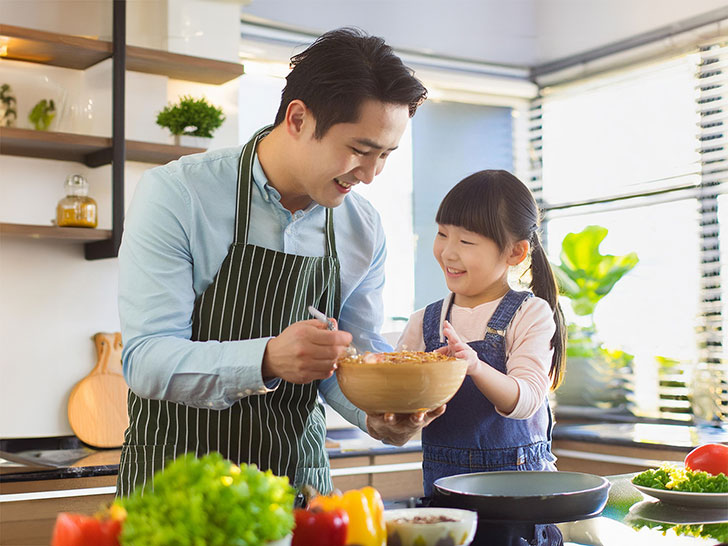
0, 0, 241, 437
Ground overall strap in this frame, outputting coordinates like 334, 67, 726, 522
422, 299, 445, 350
486, 290, 533, 337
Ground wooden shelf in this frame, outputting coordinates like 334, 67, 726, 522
0, 24, 111, 69
126, 45, 244, 84
0, 223, 112, 242
126, 139, 206, 164
0, 127, 111, 164
0, 24, 244, 84
0, 127, 205, 166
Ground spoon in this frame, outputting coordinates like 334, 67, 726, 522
307, 306, 357, 356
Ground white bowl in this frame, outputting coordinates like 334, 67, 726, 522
384, 507, 478, 546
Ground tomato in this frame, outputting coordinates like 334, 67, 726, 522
684, 443, 728, 476
51, 513, 83, 546
50, 512, 121, 546
292, 507, 349, 546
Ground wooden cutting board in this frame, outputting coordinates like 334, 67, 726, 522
67, 332, 129, 448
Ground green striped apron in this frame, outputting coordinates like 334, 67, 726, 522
117, 127, 340, 497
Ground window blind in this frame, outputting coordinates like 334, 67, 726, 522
534, 46, 728, 422
695, 41, 728, 423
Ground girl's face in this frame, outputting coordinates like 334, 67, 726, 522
433, 224, 527, 307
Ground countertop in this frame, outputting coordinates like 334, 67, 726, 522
552, 422, 728, 452
0, 427, 420, 483
2, 420, 726, 483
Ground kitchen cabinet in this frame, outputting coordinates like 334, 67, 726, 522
0, 3, 243, 259
0, 474, 116, 545
330, 451, 424, 499
552, 439, 686, 475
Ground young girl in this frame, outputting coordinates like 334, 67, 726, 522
396, 170, 566, 497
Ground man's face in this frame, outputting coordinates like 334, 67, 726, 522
294, 99, 410, 208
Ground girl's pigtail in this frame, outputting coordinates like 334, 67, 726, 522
529, 233, 566, 389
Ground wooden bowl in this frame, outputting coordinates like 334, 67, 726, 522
335, 354, 468, 414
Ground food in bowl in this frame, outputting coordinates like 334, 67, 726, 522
384, 507, 477, 546
335, 350, 468, 414
338, 350, 457, 365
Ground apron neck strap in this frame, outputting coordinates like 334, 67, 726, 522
234, 126, 338, 259
324, 208, 336, 258
235, 126, 271, 245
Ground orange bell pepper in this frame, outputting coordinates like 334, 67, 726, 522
308, 486, 386, 546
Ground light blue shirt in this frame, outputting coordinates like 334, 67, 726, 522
118, 142, 392, 432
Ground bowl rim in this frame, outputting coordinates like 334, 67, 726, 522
384, 506, 478, 524
336, 357, 469, 368
434, 470, 610, 499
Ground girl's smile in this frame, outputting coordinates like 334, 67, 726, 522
434, 224, 528, 308
445, 266, 466, 277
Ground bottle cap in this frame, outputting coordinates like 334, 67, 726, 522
64, 174, 89, 196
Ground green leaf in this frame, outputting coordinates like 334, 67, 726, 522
554, 225, 639, 317
551, 262, 580, 298
28, 99, 56, 131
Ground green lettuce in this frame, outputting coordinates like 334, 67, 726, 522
632, 464, 728, 493
117, 452, 295, 545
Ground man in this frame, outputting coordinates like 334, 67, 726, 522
117, 28, 442, 497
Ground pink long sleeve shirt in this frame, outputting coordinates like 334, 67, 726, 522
395, 292, 556, 419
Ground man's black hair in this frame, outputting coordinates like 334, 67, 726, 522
274, 27, 427, 138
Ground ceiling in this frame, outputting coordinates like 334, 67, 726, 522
238, 0, 728, 68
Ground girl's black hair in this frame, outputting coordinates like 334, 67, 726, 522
435, 170, 566, 389
274, 27, 427, 139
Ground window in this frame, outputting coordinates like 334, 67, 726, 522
536, 48, 728, 422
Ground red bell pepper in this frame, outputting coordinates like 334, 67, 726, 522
292, 507, 349, 546
51, 510, 123, 546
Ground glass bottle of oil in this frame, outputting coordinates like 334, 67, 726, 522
56, 174, 97, 228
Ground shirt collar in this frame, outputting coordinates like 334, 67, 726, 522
252, 153, 281, 202
252, 152, 319, 214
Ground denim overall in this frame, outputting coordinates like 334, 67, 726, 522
422, 289, 556, 497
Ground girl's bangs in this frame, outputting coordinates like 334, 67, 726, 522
435, 185, 507, 248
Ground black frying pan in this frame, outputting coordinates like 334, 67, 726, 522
433, 471, 611, 523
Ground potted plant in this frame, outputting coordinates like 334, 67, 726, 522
0, 84, 17, 127
28, 98, 56, 131
552, 225, 639, 411
156, 95, 225, 148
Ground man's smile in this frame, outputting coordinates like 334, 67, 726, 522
334, 178, 355, 191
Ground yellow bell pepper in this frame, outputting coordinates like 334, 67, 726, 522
308, 486, 386, 546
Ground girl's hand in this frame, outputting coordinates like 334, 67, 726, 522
442, 320, 481, 375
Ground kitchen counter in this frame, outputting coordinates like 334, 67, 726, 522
3, 421, 726, 484
553, 422, 728, 452
2, 424, 726, 545
0, 427, 421, 483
